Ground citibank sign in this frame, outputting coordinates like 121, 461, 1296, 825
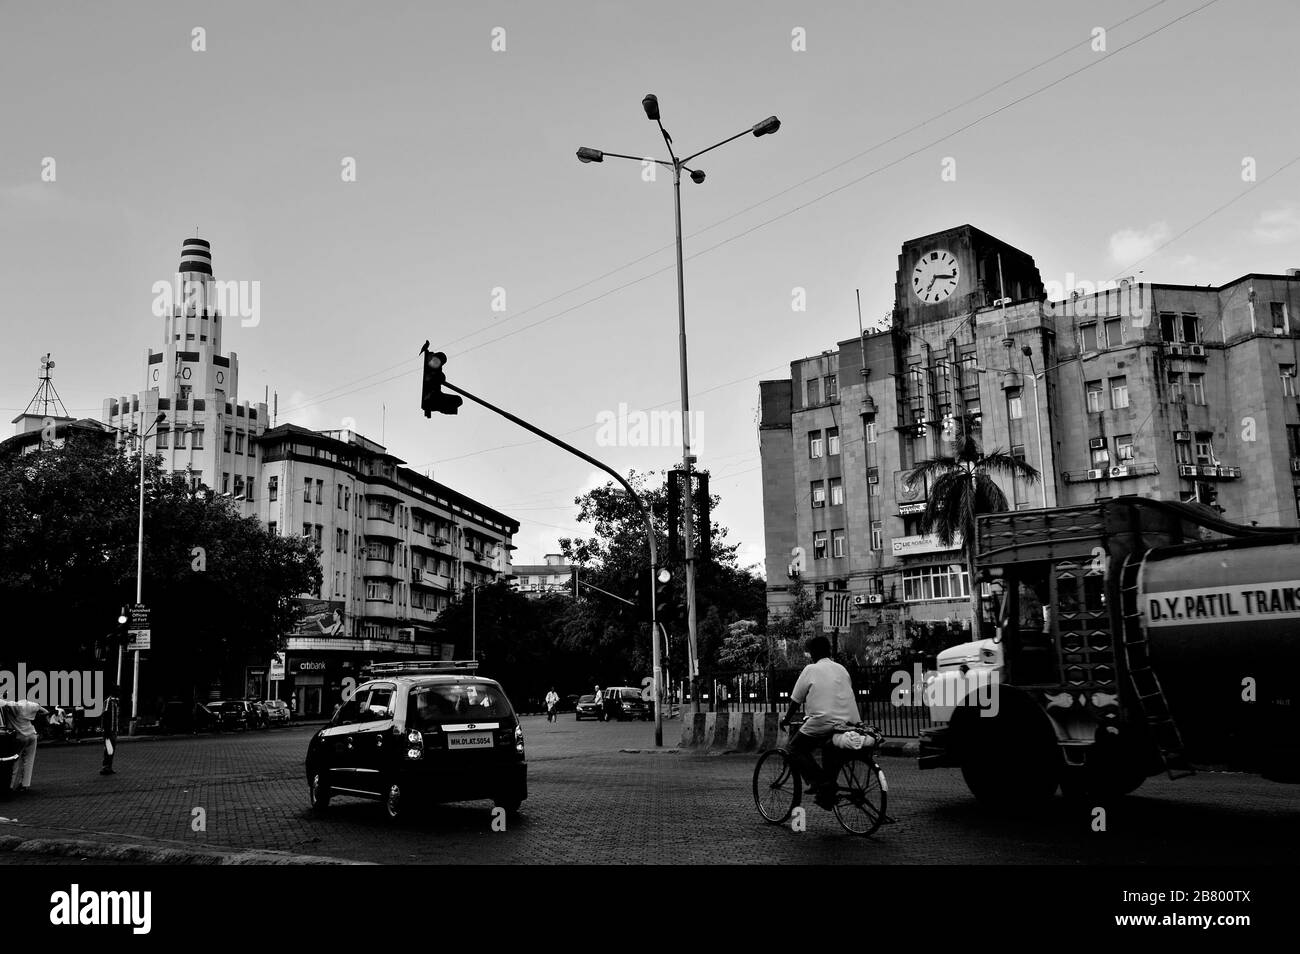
297, 660, 327, 672
892, 533, 963, 556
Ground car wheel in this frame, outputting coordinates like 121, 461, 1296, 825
309, 772, 331, 811
383, 781, 405, 822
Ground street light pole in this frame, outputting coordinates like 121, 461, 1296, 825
129, 412, 165, 730
578, 97, 780, 715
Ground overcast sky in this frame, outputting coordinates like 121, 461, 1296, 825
3, 0, 1298, 572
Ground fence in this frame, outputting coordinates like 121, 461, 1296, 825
685, 660, 935, 739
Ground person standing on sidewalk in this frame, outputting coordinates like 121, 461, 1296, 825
544, 687, 559, 723
101, 684, 121, 776
0, 696, 48, 794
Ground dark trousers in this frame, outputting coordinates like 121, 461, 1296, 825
789, 731, 836, 792
102, 725, 117, 772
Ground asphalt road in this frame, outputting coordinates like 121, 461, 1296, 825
2, 715, 1297, 864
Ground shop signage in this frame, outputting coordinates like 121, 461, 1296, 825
891, 532, 963, 556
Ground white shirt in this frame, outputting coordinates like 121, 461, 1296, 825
791, 658, 861, 736
0, 700, 46, 738
545, 691, 559, 706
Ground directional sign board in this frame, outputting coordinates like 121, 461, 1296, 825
269, 652, 286, 682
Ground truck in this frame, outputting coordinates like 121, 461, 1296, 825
919, 496, 1300, 806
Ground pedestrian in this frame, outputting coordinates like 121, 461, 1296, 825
101, 684, 121, 776
544, 687, 559, 723
0, 696, 48, 794
593, 685, 603, 721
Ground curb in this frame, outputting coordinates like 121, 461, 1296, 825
0, 832, 371, 865
40, 721, 329, 747
676, 712, 921, 758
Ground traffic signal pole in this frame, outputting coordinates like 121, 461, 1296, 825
433, 375, 665, 747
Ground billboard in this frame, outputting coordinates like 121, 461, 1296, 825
291, 599, 346, 637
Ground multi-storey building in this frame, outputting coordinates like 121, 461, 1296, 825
760, 224, 1300, 645
510, 553, 574, 597
100, 238, 266, 516
254, 424, 518, 715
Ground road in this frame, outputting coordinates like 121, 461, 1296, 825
2, 715, 1297, 864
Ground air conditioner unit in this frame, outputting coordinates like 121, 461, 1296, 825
1088, 437, 1107, 450
1200, 465, 1217, 477
1178, 465, 1198, 477
1173, 430, 1192, 442
1109, 466, 1129, 478
1086, 469, 1104, 480
867, 475, 879, 484
853, 595, 866, 606
867, 594, 884, 605
1167, 343, 1183, 356
1290, 459, 1300, 474
1186, 344, 1205, 357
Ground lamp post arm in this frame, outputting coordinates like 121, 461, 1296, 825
682, 127, 754, 164
593, 150, 674, 167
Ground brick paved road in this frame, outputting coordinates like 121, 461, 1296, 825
2, 715, 1296, 864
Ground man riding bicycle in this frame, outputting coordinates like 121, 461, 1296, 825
781, 635, 862, 810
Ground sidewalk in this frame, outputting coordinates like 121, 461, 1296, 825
38, 719, 331, 747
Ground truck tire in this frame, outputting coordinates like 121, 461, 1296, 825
956, 696, 1060, 809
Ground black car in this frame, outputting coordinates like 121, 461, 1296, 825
305, 662, 527, 822
602, 687, 651, 721
209, 700, 256, 732
574, 694, 602, 721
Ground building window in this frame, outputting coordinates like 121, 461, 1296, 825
313, 525, 323, 548
808, 432, 824, 459
245, 480, 254, 502
223, 430, 232, 452
222, 472, 230, 494
829, 477, 844, 506
268, 521, 277, 536
1086, 380, 1104, 413
1271, 301, 1288, 334
806, 378, 821, 406
870, 521, 883, 551
1167, 372, 1183, 401
1182, 314, 1200, 344
1189, 373, 1206, 405
1110, 376, 1129, 409
268, 476, 278, 502
156, 428, 170, 449
1091, 445, 1110, 468
303, 477, 311, 502
367, 499, 396, 521
1194, 435, 1215, 465
233, 475, 245, 498
1115, 434, 1134, 462
337, 485, 343, 508
315, 479, 324, 504
191, 429, 204, 450
832, 530, 846, 559
1104, 318, 1124, 348
235, 433, 244, 454
827, 427, 840, 456
1282, 364, 1297, 397
366, 541, 396, 562
336, 528, 343, 552
344, 487, 350, 511
302, 522, 312, 539
813, 532, 827, 561
811, 480, 826, 509
865, 421, 877, 443
1175, 443, 1191, 465
1288, 425, 1300, 459
1160, 313, 1177, 343
1007, 389, 1023, 420
902, 565, 970, 602
1080, 324, 1099, 352
868, 477, 880, 497
825, 374, 838, 401
175, 429, 188, 450
366, 581, 393, 602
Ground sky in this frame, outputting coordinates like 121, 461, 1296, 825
3, 0, 1299, 573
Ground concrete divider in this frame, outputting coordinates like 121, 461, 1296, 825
677, 710, 788, 753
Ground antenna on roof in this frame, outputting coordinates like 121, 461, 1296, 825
24, 353, 70, 419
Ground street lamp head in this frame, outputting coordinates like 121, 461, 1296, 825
576, 147, 604, 164
752, 115, 781, 137
657, 568, 671, 584
1021, 346, 1033, 357
689, 169, 706, 184
155, 412, 167, 423
642, 94, 660, 121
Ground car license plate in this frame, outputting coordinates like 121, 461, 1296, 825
448, 731, 493, 749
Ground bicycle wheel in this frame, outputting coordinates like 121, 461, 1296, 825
833, 756, 887, 836
753, 748, 801, 824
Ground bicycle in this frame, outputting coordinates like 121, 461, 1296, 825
752, 718, 888, 836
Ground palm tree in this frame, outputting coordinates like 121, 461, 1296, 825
905, 413, 1040, 639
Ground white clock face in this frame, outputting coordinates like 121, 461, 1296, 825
912, 250, 960, 304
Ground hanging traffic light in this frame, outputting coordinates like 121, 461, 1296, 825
667, 469, 682, 560
570, 566, 580, 598
695, 471, 710, 559
420, 346, 463, 417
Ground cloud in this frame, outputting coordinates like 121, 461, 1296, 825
1251, 205, 1300, 245
737, 541, 766, 576
1109, 223, 1170, 265
276, 390, 333, 433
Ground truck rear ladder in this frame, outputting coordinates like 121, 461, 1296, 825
1119, 553, 1194, 780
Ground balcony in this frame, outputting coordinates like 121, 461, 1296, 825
364, 558, 401, 579
411, 568, 447, 589
1064, 461, 1159, 483
364, 517, 402, 539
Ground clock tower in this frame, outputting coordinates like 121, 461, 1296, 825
893, 225, 1043, 330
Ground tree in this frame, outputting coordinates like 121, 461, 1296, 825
905, 413, 1039, 638
767, 575, 818, 665
0, 439, 320, 702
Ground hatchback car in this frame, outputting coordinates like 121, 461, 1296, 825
305, 663, 526, 821
574, 694, 602, 721
209, 700, 256, 732
263, 699, 291, 726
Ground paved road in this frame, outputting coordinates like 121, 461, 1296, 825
2, 715, 1296, 864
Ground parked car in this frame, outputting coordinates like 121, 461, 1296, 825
305, 663, 526, 821
248, 700, 271, 730
208, 700, 256, 732
263, 699, 291, 726
574, 694, 602, 721
562, 693, 581, 713
602, 687, 651, 721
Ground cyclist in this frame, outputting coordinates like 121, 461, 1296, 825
781, 635, 861, 810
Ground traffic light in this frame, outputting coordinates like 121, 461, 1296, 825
667, 470, 682, 560
570, 566, 580, 598
695, 471, 710, 558
420, 347, 463, 417
115, 606, 130, 646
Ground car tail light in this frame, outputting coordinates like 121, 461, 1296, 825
515, 724, 525, 753
404, 727, 424, 760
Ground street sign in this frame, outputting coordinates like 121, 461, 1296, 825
128, 604, 150, 630
269, 652, 286, 682
128, 631, 151, 651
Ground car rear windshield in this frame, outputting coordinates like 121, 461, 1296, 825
407, 683, 514, 728
619, 689, 642, 701
578, 695, 595, 703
